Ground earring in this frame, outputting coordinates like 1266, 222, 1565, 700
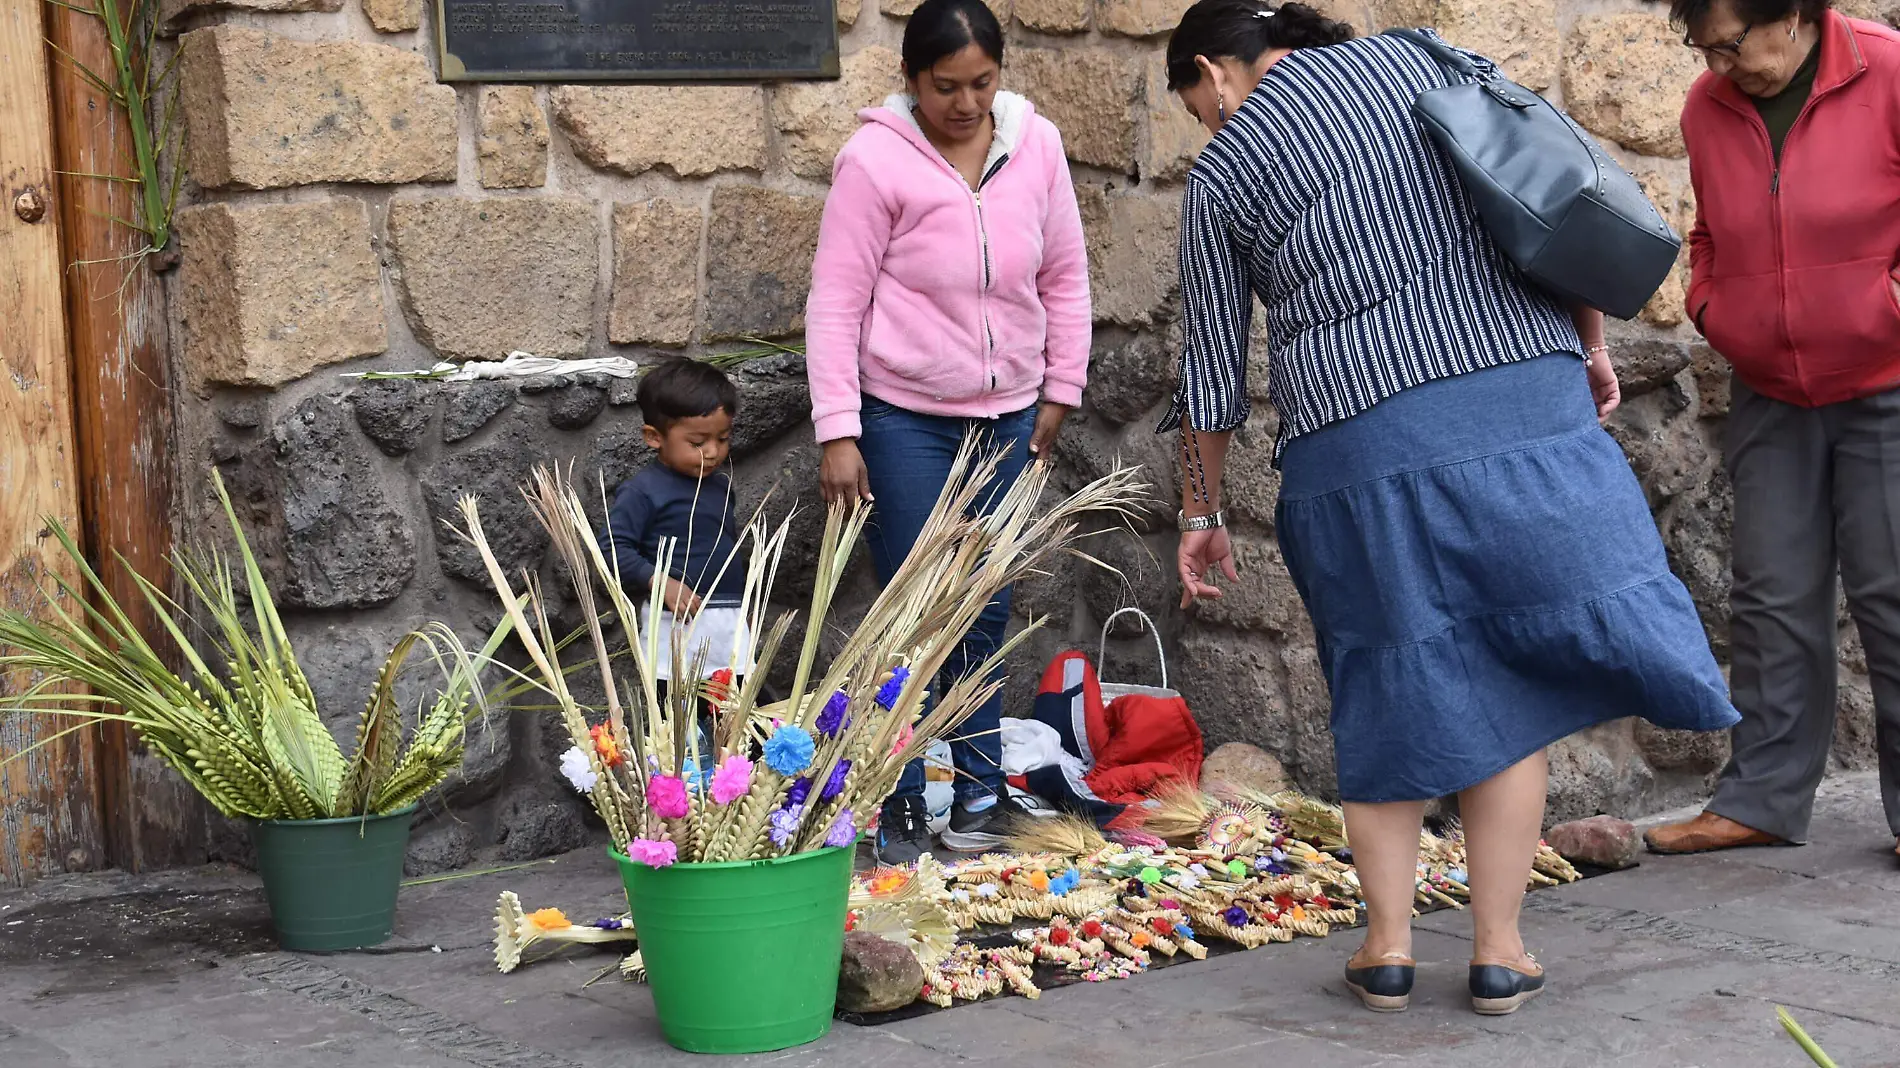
1217, 93, 1228, 122
1789, 23, 1798, 39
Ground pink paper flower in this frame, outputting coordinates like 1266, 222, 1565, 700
892, 722, 915, 756
647, 775, 690, 820
711, 756, 754, 806
628, 838, 678, 868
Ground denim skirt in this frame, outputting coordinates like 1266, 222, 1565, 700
1275, 353, 1739, 803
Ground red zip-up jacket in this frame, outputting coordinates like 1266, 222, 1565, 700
1683, 11, 1900, 407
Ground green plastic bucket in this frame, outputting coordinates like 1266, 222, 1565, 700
251, 805, 416, 952
614, 844, 853, 1054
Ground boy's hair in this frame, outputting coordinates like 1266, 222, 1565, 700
636, 358, 739, 432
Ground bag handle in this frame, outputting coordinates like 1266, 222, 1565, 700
1097, 607, 1168, 691
1381, 28, 1540, 110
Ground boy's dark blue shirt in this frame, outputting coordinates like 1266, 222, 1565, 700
600, 464, 746, 605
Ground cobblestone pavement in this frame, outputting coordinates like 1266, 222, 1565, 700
1, 773, 1895, 1068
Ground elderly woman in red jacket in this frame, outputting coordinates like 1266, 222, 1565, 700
1648, 0, 1900, 860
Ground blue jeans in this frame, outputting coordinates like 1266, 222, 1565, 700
857, 396, 1036, 806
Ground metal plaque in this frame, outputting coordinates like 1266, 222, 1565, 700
435, 0, 841, 82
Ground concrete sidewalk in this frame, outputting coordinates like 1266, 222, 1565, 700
2, 773, 1895, 1068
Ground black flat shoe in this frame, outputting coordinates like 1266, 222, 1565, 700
1344, 956, 1415, 1012
1469, 960, 1546, 1015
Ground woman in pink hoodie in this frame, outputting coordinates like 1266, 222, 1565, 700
804, 0, 1091, 864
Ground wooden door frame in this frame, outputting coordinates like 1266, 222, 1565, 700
0, 0, 198, 886
1, 0, 107, 885
44, 0, 202, 873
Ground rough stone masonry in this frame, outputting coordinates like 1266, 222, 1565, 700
155, 0, 1896, 873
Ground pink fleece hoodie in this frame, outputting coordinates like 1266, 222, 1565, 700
805, 91, 1091, 443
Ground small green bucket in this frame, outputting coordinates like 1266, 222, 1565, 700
251, 805, 416, 952
614, 844, 853, 1054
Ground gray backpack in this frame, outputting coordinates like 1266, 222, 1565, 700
1384, 28, 1681, 321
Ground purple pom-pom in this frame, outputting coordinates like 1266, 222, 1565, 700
821, 760, 852, 801
816, 690, 850, 737
768, 804, 804, 848
1222, 906, 1249, 927
824, 809, 857, 848
786, 776, 812, 808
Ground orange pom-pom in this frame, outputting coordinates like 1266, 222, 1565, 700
527, 908, 570, 932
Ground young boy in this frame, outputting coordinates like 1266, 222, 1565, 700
600, 359, 752, 705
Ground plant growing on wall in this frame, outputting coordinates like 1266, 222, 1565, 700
0, 472, 515, 820
696, 337, 805, 371
46, 0, 184, 267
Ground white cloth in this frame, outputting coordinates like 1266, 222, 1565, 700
448, 353, 641, 381
638, 605, 754, 682
1000, 717, 1066, 776
340, 352, 641, 381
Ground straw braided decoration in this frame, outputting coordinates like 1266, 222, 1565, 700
460, 445, 1148, 863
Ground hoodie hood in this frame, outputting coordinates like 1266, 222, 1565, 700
861, 90, 1032, 177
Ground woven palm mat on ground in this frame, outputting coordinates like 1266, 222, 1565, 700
835, 863, 1614, 1027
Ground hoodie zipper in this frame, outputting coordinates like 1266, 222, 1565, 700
1710, 23, 1861, 401
974, 154, 1009, 393
1765, 75, 1847, 397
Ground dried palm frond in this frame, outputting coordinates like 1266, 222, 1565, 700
0, 470, 512, 820
1131, 782, 1223, 844
1779, 1007, 1841, 1068
492, 891, 639, 974
853, 898, 959, 966
460, 445, 1149, 861
1267, 790, 1349, 851
1001, 813, 1109, 857
1133, 782, 1268, 853
620, 950, 648, 983
1535, 842, 1582, 882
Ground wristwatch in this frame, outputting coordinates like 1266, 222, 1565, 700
1177, 509, 1225, 532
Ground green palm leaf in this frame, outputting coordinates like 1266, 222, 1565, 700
2, 471, 511, 820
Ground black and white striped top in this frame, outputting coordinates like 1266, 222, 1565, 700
1157, 33, 1583, 460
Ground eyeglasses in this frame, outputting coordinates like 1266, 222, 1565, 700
1683, 23, 1752, 58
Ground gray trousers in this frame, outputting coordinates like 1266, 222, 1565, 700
1709, 380, 1900, 842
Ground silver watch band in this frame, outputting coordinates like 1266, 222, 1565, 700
1178, 509, 1225, 532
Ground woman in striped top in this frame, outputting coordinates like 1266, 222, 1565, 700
1162, 1, 1738, 1016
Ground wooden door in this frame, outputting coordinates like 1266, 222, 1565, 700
0, 0, 108, 884
45, 0, 200, 873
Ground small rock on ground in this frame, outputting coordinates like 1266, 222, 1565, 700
1546, 814, 1641, 870
837, 931, 924, 1013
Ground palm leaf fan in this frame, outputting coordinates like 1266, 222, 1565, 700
854, 898, 960, 966
1136, 780, 1267, 852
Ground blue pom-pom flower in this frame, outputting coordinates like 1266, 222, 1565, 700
875, 667, 911, 710
763, 724, 816, 776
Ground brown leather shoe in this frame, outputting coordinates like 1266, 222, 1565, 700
1644, 811, 1786, 855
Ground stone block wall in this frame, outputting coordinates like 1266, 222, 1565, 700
156, 0, 1891, 870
